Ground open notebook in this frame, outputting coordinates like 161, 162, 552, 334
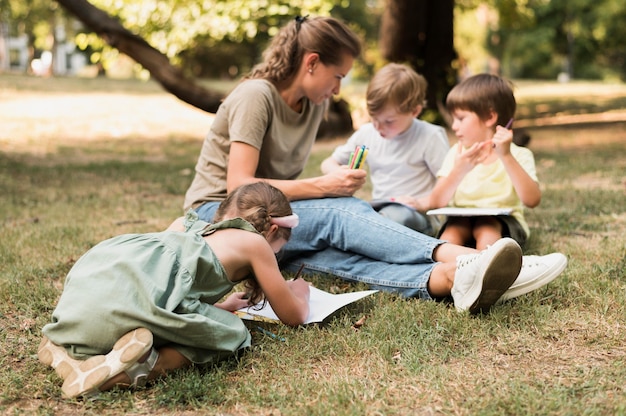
235, 286, 378, 325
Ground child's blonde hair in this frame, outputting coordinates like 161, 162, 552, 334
214, 182, 294, 304
247, 16, 362, 85
446, 73, 516, 127
366, 63, 427, 115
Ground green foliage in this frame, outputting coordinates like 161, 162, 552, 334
506, 27, 561, 78
5, 0, 626, 82
91, 0, 333, 59
484, 0, 626, 80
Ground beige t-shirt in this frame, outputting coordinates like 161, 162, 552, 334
184, 79, 328, 210
436, 143, 539, 236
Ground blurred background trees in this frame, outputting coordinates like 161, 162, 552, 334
1, 0, 625, 120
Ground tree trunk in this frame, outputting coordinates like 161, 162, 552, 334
379, 0, 455, 124
55, 0, 224, 113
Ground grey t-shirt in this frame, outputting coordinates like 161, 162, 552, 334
184, 79, 328, 210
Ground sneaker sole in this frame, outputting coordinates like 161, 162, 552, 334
38, 336, 83, 380
468, 239, 522, 314
61, 328, 153, 398
499, 253, 568, 302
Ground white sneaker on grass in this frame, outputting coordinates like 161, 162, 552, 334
498, 253, 568, 302
451, 238, 522, 314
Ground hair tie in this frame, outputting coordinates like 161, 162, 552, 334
270, 213, 299, 229
295, 15, 308, 31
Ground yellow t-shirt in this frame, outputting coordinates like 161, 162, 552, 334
436, 143, 538, 237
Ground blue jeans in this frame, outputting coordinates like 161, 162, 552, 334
377, 203, 436, 236
195, 197, 443, 299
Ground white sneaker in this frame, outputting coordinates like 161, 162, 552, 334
499, 253, 568, 302
451, 238, 522, 314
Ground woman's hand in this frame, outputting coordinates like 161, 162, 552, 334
316, 167, 367, 197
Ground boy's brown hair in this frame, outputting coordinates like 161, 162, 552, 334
446, 73, 516, 127
366, 63, 427, 115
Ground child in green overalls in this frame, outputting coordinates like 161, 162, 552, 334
38, 182, 310, 398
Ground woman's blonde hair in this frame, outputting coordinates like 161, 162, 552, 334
366, 63, 427, 115
214, 182, 293, 305
247, 16, 361, 84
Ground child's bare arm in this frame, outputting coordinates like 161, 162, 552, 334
500, 153, 541, 207
320, 155, 343, 174
428, 176, 460, 209
246, 238, 310, 326
492, 126, 541, 207
429, 144, 479, 208
215, 292, 250, 312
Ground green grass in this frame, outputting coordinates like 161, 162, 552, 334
1, 75, 625, 415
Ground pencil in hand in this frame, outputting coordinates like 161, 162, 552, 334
292, 263, 305, 281
492, 118, 515, 148
356, 148, 369, 169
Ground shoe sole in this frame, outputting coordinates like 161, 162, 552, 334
38, 336, 83, 380
61, 328, 153, 399
499, 253, 568, 302
468, 239, 522, 314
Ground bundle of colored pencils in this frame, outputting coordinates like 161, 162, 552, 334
348, 145, 369, 169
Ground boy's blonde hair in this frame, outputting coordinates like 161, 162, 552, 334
366, 63, 427, 115
248, 16, 362, 85
446, 73, 516, 127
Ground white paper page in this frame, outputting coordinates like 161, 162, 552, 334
236, 286, 378, 324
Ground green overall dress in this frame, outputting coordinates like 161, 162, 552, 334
42, 211, 256, 364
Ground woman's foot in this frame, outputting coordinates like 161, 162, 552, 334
61, 328, 153, 399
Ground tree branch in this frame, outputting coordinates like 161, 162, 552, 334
55, 0, 224, 113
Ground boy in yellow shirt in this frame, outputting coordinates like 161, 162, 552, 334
430, 74, 539, 250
